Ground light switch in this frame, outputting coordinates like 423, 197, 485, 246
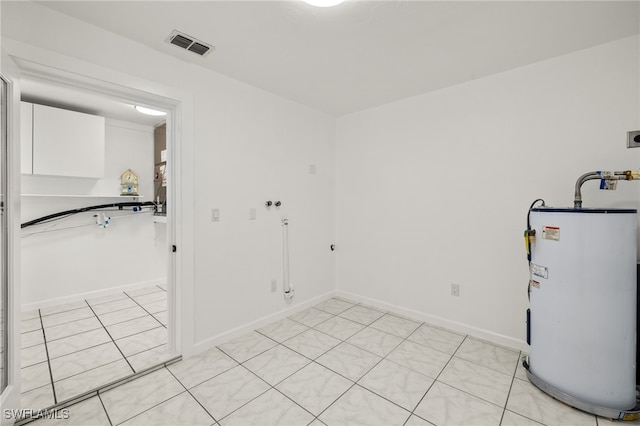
212, 208, 220, 222
309, 164, 317, 175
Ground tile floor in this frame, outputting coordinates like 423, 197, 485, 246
20, 284, 174, 412
22, 297, 638, 426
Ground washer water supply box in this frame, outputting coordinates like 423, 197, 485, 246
526, 207, 638, 419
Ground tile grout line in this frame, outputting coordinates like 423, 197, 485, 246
165, 366, 220, 424
501, 365, 558, 426
90, 297, 158, 320
395, 318, 523, 417
97, 392, 114, 426
125, 342, 167, 361
104, 368, 194, 426
47, 329, 165, 367
111, 298, 531, 426
20, 288, 169, 421
227, 299, 521, 425
37, 308, 58, 405
45, 318, 162, 362
453, 351, 520, 376
123, 291, 167, 329
85, 302, 136, 375
40, 313, 96, 330
38, 304, 90, 319
98, 298, 527, 426
20, 334, 46, 351
253, 326, 358, 385
311, 312, 421, 423
92, 300, 144, 316
421, 342, 522, 411
92, 312, 152, 329
126, 286, 165, 298
402, 328, 468, 425
108, 323, 165, 345
238, 342, 318, 418
214, 334, 317, 423
349, 319, 429, 423
214, 364, 274, 424
498, 351, 522, 426
42, 313, 107, 343
46, 358, 134, 393
270, 382, 319, 421
216, 333, 281, 366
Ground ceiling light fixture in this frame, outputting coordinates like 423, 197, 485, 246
134, 106, 167, 116
303, 0, 346, 7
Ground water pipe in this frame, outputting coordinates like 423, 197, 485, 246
574, 170, 640, 208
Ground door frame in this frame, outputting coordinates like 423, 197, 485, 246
1, 42, 196, 392
0, 47, 24, 425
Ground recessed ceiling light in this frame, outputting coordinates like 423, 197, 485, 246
303, 0, 346, 7
134, 106, 166, 116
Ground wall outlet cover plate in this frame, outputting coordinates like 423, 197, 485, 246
627, 130, 640, 148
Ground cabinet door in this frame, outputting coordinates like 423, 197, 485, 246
32, 104, 105, 178
20, 101, 33, 174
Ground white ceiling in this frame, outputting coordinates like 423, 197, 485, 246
39, 1, 640, 116
21, 79, 166, 126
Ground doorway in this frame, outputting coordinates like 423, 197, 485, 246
14, 67, 182, 414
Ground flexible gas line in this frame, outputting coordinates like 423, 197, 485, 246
574, 170, 640, 208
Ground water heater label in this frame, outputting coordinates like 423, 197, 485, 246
542, 226, 560, 241
530, 263, 548, 279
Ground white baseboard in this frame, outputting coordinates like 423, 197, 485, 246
335, 290, 529, 353
192, 291, 335, 355
191, 288, 529, 357
21, 278, 167, 312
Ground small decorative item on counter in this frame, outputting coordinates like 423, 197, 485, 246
120, 169, 139, 196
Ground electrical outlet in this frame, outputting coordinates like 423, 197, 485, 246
211, 208, 220, 222
627, 130, 640, 148
451, 283, 460, 297
271, 279, 277, 292
249, 208, 256, 220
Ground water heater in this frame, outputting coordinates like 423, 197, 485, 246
527, 207, 637, 416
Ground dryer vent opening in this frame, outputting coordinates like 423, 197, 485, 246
166, 30, 214, 57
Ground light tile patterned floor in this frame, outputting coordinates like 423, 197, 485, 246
20, 285, 172, 411
24, 297, 639, 426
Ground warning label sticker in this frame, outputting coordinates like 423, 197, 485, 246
530, 263, 548, 279
600, 179, 618, 190
542, 226, 560, 241
599, 171, 618, 190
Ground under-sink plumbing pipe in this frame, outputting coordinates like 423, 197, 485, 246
282, 218, 294, 300
574, 170, 640, 208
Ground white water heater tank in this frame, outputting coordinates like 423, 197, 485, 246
529, 207, 637, 411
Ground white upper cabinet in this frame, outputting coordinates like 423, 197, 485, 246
22, 102, 105, 178
20, 102, 33, 175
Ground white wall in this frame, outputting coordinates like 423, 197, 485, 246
6, 1, 637, 354
1, 1, 336, 349
21, 119, 167, 307
335, 36, 640, 349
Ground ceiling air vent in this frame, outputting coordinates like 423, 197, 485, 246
166, 30, 214, 57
